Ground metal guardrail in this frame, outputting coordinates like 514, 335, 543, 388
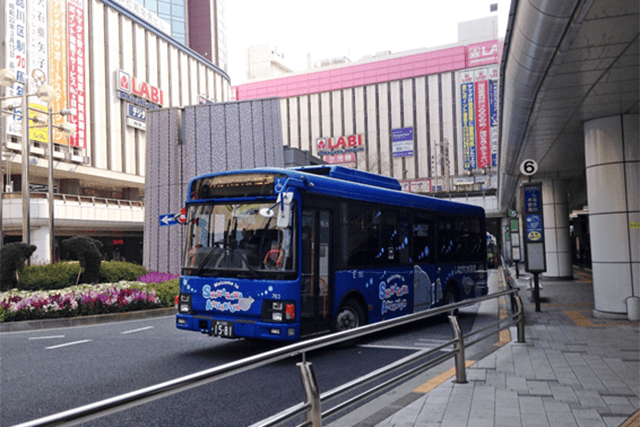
14, 267, 524, 427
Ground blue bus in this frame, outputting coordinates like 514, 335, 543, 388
176, 166, 488, 341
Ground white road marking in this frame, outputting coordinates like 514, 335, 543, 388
29, 335, 65, 340
46, 340, 92, 349
357, 344, 422, 351
121, 326, 154, 334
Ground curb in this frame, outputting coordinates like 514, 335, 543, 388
0, 307, 177, 333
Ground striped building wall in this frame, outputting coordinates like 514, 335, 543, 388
87, 0, 230, 178
144, 99, 284, 274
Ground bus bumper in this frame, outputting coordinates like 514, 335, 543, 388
176, 314, 300, 341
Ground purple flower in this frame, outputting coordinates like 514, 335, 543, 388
137, 272, 179, 284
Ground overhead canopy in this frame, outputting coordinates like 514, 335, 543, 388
498, 0, 639, 212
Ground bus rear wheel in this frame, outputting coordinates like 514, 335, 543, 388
335, 299, 365, 331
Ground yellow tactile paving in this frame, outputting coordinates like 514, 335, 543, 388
413, 360, 476, 393
564, 310, 597, 327
495, 268, 513, 346
564, 310, 640, 327
620, 409, 639, 427
494, 305, 512, 346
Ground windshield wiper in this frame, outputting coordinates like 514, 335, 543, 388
194, 245, 221, 276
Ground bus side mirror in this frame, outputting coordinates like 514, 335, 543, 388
276, 192, 294, 228
259, 208, 275, 218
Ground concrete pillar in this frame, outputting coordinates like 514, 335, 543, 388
542, 179, 573, 278
584, 114, 639, 317
31, 226, 51, 265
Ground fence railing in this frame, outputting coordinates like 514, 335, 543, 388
14, 266, 524, 427
2, 191, 144, 208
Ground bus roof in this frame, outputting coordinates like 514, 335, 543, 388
292, 165, 402, 191
188, 166, 485, 218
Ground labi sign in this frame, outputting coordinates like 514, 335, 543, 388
116, 70, 164, 107
316, 134, 365, 156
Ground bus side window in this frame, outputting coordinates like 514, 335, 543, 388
343, 203, 410, 268
438, 219, 455, 263
344, 204, 376, 266
413, 216, 433, 263
396, 211, 410, 264
467, 219, 484, 262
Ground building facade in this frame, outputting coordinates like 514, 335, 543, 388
246, 44, 293, 81
233, 18, 503, 213
126, 0, 227, 70
1, 0, 230, 264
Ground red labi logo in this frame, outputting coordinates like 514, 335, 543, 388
120, 75, 129, 90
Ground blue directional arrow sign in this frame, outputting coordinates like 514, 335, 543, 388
159, 213, 178, 227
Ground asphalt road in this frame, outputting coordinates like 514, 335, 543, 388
1, 274, 499, 427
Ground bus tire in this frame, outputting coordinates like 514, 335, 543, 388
335, 299, 365, 332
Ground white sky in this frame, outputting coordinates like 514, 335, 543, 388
224, 0, 512, 85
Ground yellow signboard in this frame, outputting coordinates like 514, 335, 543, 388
28, 103, 48, 143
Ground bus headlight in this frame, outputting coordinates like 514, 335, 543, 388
263, 301, 295, 322
179, 294, 191, 313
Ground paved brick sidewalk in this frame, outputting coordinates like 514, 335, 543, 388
373, 268, 640, 427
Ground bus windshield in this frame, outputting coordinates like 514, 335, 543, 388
182, 202, 296, 279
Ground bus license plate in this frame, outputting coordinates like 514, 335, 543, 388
213, 321, 234, 337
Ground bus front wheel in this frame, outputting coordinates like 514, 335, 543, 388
335, 299, 365, 331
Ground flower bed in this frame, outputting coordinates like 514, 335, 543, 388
0, 282, 163, 323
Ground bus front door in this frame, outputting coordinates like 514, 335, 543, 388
301, 209, 332, 337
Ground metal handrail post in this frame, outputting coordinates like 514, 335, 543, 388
515, 295, 526, 343
297, 362, 321, 427
448, 315, 467, 384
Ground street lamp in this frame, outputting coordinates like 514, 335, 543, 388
0, 68, 58, 257
44, 108, 76, 263
25, 105, 76, 263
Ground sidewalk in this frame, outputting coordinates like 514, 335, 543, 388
337, 266, 640, 427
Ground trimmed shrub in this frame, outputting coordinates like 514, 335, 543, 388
99, 261, 147, 283
61, 236, 103, 283
1, 243, 37, 291
16, 262, 81, 291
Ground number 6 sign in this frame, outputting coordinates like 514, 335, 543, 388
520, 159, 538, 176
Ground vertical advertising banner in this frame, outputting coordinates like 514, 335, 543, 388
49, 0, 67, 145
4, 0, 85, 147
489, 67, 499, 168
460, 72, 475, 170
67, 0, 86, 148
4, 0, 27, 137
27, 0, 49, 143
475, 69, 490, 169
